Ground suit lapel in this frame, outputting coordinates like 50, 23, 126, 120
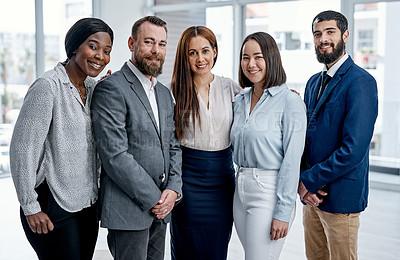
308, 76, 322, 113
311, 76, 338, 118
154, 82, 167, 142
121, 63, 160, 137
310, 57, 354, 121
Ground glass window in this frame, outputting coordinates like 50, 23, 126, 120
155, 0, 229, 3
0, 0, 35, 124
153, 0, 400, 182
244, 0, 340, 94
156, 0, 203, 4
353, 2, 400, 181
43, 0, 92, 72
66, 1, 87, 17
285, 32, 301, 50
156, 5, 233, 84
206, 6, 233, 79
156, 9, 207, 84
358, 30, 374, 48
0, 0, 92, 168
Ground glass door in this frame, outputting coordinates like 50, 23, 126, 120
352, 1, 400, 187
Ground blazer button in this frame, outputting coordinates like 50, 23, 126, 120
306, 138, 311, 145
159, 173, 166, 183
306, 163, 311, 169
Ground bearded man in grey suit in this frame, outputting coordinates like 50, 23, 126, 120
91, 16, 182, 260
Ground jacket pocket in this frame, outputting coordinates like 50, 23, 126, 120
325, 100, 341, 109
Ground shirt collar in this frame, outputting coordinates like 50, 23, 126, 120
240, 83, 287, 99
323, 53, 349, 78
127, 60, 158, 91
265, 83, 287, 97
55, 62, 92, 90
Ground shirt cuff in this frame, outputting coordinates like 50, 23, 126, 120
21, 201, 42, 216
273, 203, 294, 223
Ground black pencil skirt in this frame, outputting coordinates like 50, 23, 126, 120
170, 146, 235, 260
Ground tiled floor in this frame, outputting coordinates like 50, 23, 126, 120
1, 173, 399, 260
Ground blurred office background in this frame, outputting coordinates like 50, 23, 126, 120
0, 0, 399, 259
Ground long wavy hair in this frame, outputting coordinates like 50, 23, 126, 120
171, 26, 218, 141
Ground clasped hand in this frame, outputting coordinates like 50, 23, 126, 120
298, 181, 328, 207
152, 189, 178, 219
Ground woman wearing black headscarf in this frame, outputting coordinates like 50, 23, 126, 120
10, 17, 113, 260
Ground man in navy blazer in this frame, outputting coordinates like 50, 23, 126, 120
91, 16, 182, 260
298, 10, 378, 260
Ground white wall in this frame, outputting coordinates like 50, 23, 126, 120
94, 0, 148, 73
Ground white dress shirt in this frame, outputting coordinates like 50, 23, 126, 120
127, 61, 159, 130
168, 75, 242, 151
324, 53, 349, 77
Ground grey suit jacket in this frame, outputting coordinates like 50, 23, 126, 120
91, 63, 182, 230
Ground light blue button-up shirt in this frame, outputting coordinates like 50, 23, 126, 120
230, 83, 307, 222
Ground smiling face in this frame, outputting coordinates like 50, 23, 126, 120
313, 20, 349, 68
72, 31, 112, 78
187, 36, 216, 76
241, 39, 266, 88
129, 21, 167, 78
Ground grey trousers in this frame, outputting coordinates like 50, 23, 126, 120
107, 220, 167, 260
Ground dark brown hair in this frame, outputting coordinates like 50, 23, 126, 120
239, 32, 286, 89
131, 16, 167, 39
171, 26, 218, 140
312, 10, 348, 35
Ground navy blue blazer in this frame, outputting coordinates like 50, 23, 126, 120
301, 56, 378, 214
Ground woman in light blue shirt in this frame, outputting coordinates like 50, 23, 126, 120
230, 32, 307, 260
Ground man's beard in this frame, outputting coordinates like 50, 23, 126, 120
134, 49, 164, 78
315, 38, 345, 65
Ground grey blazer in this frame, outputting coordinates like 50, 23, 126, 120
91, 63, 182, 230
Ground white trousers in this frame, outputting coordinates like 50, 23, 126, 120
233, 167, 295, 260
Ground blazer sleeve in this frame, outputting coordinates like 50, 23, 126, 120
301, 74, 378, 193
91, 79, 161, 211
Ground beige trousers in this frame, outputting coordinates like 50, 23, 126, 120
303, 205, 360, 260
